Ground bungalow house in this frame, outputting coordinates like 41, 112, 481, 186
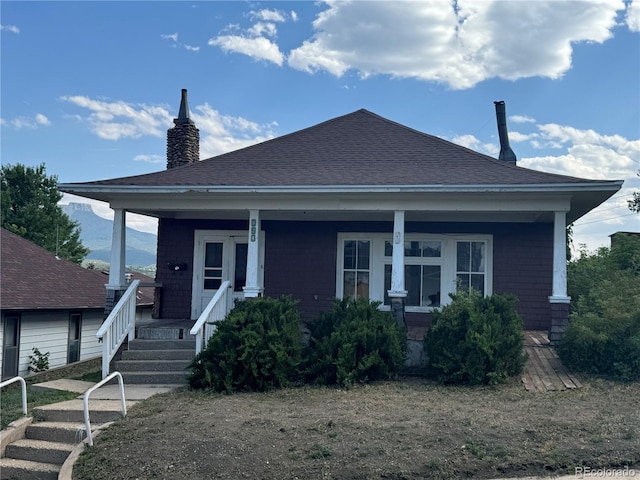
59, 91, 622, 354
0, 228, 106, 379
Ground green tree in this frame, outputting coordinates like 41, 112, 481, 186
629, 170, 639, 213
1, 163, 88, 263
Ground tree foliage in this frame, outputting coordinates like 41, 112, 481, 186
559, 234, 640, 380
629, 170, 639, 213
1, 163, 88, 263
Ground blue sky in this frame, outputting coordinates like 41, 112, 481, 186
1, 0, 639, 253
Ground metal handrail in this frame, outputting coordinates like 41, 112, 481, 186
96, 280, 140, 379
0, 376, 27, 416
190, 280, 230, 354
83, 371, 126, 446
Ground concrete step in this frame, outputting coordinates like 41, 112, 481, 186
33, 399, 129, 423
120, 371, 188, 384
116, 359, 191, 372
0, 458, 60, 480
136, 326, 196, 340
121, 348, 194, 361
128, 339, 195, 350
26, 421, 87, 444
4, 438, 74, 465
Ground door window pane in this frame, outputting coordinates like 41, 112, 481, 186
234, 243, 248, 293
2, 315, 20, 379
68, 313, 81, 363
204, 278, 222, 290
205, 243, 223, 268
457, 242, 470, 272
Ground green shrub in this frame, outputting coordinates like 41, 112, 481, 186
305, 298, 406, 387
187, 296, 302, 393
557, 311, 640, 381
424, 290, 526, 385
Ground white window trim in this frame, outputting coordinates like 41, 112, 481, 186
336, 233, 493, 313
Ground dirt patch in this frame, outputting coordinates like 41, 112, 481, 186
73, 377, 639, 480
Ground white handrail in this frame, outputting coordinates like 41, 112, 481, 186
96, 280, 140, 379
190, 281, 230, 354
83, 371, 126, 447
0, 376, 27, 416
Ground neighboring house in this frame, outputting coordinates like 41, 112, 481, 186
60, 90, 622, 344
0, 228, 106, 379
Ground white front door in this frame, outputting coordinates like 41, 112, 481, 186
191, 231, 251, 319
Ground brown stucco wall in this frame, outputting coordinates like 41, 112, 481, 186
155, 219, 554, 330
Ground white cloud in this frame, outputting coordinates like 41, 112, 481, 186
60, 94, 277, 159
248, 22, 278, 38
627, 0, 640, 31
4, 113, 52, 129
209, 35, 284, 65
287, 0, 624, 89
161, 33, 178, 42
61, 95, 173, 140
161, 32, 199, 52
35, 113, 50, 126
250, 9, 286, 23
134, 154, 164, 164
1, 24, 20, 34
450, 134, 499, 156
510, 115, 535, 124
291, 11, 298, 22
191, 103, 277, 158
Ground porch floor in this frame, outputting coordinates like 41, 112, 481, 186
522, 331, 582, 392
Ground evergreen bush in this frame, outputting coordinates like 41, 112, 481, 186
305, 298, 406, 387
187, 296, 302, 393
424, 290, 526, 385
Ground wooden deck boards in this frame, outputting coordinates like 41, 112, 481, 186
522, 331, 581, 392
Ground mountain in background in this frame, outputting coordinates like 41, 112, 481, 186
62, 202, 157, 267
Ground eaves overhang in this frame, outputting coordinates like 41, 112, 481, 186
59, 180, 623, 224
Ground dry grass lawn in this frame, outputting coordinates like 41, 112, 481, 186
72, 376, 639, 480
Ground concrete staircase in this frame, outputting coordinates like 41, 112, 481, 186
115, 338, 195, 385
0, 399, 128, 480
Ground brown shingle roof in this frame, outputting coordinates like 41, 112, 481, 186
75, 109, 604, 188
1, 228, 106, 310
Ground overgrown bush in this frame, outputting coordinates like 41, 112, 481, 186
424, 290, 526, 385
187, 296, 302, 393
559, 234, 640, 381
305, 298, 406, 387
557, 311, 640, 381
28, 347, 50, 373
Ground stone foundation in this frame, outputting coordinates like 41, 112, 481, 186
549, 301, 570, 344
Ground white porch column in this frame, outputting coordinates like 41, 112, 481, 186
549, 210, 570, 302
388, 210, 408, 299
104, 208, 127, 316
107, 208, 127, 290
549, 210, 571, 344
243, 209, 263, 298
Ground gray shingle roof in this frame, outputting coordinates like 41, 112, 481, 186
1, 228, 106, 310
75, 109, 601, 188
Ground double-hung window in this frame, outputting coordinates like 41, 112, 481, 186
383, 240, 443, 307
337, 234, 492, 311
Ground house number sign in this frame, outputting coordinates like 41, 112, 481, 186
250, 219, 256, 242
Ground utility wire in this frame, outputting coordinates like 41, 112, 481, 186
573, 212, 638, 227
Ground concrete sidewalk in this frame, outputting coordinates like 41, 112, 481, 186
31, 378, 180, 400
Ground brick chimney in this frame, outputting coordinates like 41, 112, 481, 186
167, 89, 200, 169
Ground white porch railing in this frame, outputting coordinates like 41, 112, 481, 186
83, 371, 126, 446
96, 280, 140, 379
0, 376, 27, 416
190, 281, 230, 355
